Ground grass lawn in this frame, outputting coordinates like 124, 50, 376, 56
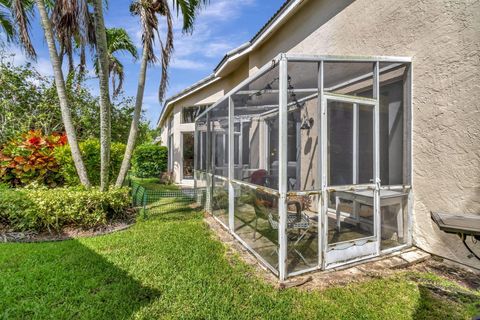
130, 177, 179, 192
1, 185, 479, 319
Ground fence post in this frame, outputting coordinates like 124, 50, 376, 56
132, 183, 138, 206
142, 190, 148, 219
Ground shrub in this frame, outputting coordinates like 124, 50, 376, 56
55, 139, 126, 186
132, 144, 168, 178
0, 187, 131, 232
0, 130, 66, 187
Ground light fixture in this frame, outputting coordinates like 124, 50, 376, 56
300, 117, 314, 130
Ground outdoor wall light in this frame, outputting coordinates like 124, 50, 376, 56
300, 117, 314, 130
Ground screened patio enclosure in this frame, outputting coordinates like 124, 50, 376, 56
195, 54, 412, 280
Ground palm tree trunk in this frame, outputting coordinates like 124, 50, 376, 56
115, 47, 149, 187
92, 0, 111, 191
35, 0, 91, 188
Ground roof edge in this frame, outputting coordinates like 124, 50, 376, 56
156, 74, 221, 128
213, 0, 300, 75
157, 0, 302, 128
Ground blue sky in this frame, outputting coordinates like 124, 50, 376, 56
4, 0, 285, 127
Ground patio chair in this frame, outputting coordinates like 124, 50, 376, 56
252, 190, 311, 267
244, 169, 302, 240
243, 169, 269, 186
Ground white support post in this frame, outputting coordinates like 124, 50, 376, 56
404, 63, 413, 246
262, 120, 269, 171
206, 112, 212, 213
295, 122, 301, 190
373, 61, 381, 254
200, 133, 203, 171
319, 61, 329, 270
317, 61, 327, 269
278, 54, 288, 281
239, 121, 243, 168
228, 97, 235, 231
353, 103, 359, 185
223, 134, 227, 168
194, 125, 198, 190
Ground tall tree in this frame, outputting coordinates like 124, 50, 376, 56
115, 0, 207, 187
92, 0, 112, 191
35, 0, 91, 187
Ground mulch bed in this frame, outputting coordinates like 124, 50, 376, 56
0, 211, 137, 243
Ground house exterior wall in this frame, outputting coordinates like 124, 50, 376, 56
159, 61, 249, 183
160, 0, 480, 268
252, 0, 480, 268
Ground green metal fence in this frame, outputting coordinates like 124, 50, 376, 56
128, 177, 206, 216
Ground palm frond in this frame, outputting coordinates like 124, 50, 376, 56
0, 7, 15, 41
130, 0, 208, 103
130, 0, 158, 63
109, 55, 124, 97
106, 27, 138, 59
52, 0, 93, 72
92, 27, 136, 95
173, 0, 208, 34
157, 0, 173, 103
11, 0, 36, 58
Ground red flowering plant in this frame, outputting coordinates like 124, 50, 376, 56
0, 130, 67, 187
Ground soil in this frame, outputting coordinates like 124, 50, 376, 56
0, 212, 136, 243
204, 214, 480, 293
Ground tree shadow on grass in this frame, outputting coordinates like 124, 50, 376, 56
0, 239, 161, 319
412, 284, 480, 320
144, 198, 202, 222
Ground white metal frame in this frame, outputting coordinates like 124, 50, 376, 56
321, 91, 379, 268
194, 54, 413, 281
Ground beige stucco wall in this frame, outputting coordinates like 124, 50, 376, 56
160, 61, 249, 183
249, 0, 480, 268
160, 0, 480, 267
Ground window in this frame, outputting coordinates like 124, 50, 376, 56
167, 116, 174, 171
181, 105, 208, 123
182, 132, 194, 179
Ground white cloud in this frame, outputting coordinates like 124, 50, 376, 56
7, 46, 28, 66
124, 0, 257, 71
170, 57, 209, 70
199, 0, 257, 21
35, 58, 54, 77
204, 42, 235, 58
3, 45, 54, 77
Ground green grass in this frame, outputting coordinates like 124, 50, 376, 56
1, 198, 479, 319
130, 177, 179, 192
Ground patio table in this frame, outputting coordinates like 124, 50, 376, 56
334, 190, 408, 238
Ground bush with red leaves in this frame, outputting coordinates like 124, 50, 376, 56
0, 130, 67, 187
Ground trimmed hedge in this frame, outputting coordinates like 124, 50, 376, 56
132, 144, 168, 178
0, 186, 131, 232
55, 139, 126, 186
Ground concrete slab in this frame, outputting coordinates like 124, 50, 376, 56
400, 250, 431, 265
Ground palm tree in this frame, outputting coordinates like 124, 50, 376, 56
0, 0, 36, 57
94, 27, 138, 98
92, 0, 112, 191
35, 0, 91, 187
115, 0, 208, 187
0, 0, 14, 41
51, 0, 96, 77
